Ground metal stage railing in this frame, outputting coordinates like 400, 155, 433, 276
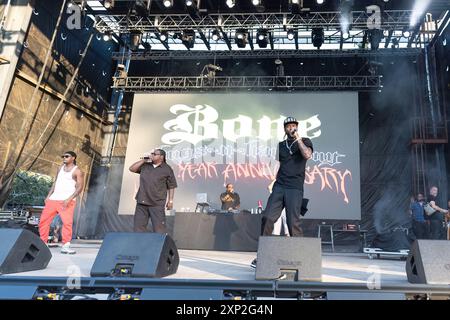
1, 276, 450, 300
112, 76, 382, 92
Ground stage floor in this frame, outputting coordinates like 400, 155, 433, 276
6, 241, 408, 285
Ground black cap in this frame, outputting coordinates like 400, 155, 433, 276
64, 151, 77, 158
284, 116, 298, 127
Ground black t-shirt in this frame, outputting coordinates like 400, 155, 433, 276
135, 162, 178, 207
275, 137, 313, 190
426, 195, 444, 221
220, 192, 240, 210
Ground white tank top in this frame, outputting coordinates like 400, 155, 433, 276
49, 165, 78, 201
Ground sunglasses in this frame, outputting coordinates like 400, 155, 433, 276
61, 155, 72, 158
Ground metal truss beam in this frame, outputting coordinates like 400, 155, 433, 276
111, 48, 422, 60
112, 76, 382, 92
95, 11, 413, 33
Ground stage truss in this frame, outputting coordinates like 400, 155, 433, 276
111, 75, 382, 92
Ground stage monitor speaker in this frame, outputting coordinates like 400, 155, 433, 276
255, 236, 321, 281
406, 240, 450, 284
0, 228, 52, 275
90, 232, 179, 278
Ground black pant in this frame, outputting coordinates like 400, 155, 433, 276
261, 184, 303, 237
429, 219, 445, 240
133, 203, 167, 233
412, 220, 429, 239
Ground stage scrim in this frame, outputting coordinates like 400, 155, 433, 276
118, 93, 361, 220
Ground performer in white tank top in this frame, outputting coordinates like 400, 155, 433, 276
39, 151, 84, 254
49, 165, 78, 201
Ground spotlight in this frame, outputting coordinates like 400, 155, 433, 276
226, 0, 235, 8
103, 31, 112, 41
368, 29, 383, 50
235, 29, 248, 48
182, 29, 195, 49
252, 0, 261, 5
211, 29, 221, 41
186, 0, 194, 6
316, 0, 324, 4
403, 30, 411, 37
103, 0, 114, 9
342, 31, 349, 39
256, 29, 268, 48
291, 0, 300, 3
287, 29, 296, 40
129, 31, 142, 51
159, 31, 168, 42
163, 0, 173, 8
311, 28, 324, 49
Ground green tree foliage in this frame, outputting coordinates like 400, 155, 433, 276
6, 171, 53, 207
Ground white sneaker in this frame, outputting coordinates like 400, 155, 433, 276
61, 242, 76, 254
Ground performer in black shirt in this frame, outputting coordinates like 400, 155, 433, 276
251, 116, 313, 268
220, 183, 240, 211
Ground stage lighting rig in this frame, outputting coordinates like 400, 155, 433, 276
226, 0, 235, 8
163, 0, 173, 8
312, 28, 324, 49
211, 29, 222, 41
129, 31, 142, 51
103, 0, 114, 9
182, 29, 195, 49
368, 29, 383, 50
235, 29, 249, 48
287, 29, 296, 40
256, 29, 269, 48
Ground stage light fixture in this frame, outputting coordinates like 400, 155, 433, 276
103, 31, 112, 41
252, 0, 261, 5
287, 29, 296, 40
342, 31, 349, 39
159, 31, 168, 42
311, 27, 324, 49
182, 29, 195, 49
256, 29, 269, 48
226, 0, 235, 8
129, 31, 142, 51
211, 29, 221, 41
103, 0, 114, 9
403, 30, 411, 37
163, 0, 173, 8
186, 0, 193, 6
235, 29, 248, 48
316, 0, 324, 4
368, 29, 383, 50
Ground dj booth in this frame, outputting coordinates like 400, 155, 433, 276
167, 212, 261, 252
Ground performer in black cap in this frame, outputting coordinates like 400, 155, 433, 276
251, 117, 313, 268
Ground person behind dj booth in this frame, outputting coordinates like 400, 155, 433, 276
251, 116, 313, 268
129, 149, 177, 233
220, 183, 240, 211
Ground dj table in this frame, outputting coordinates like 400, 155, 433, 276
169, 212, 262, 252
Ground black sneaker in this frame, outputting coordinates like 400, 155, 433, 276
250, 258, 257, 269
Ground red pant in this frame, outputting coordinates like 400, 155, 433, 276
39, 199, 76, 244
